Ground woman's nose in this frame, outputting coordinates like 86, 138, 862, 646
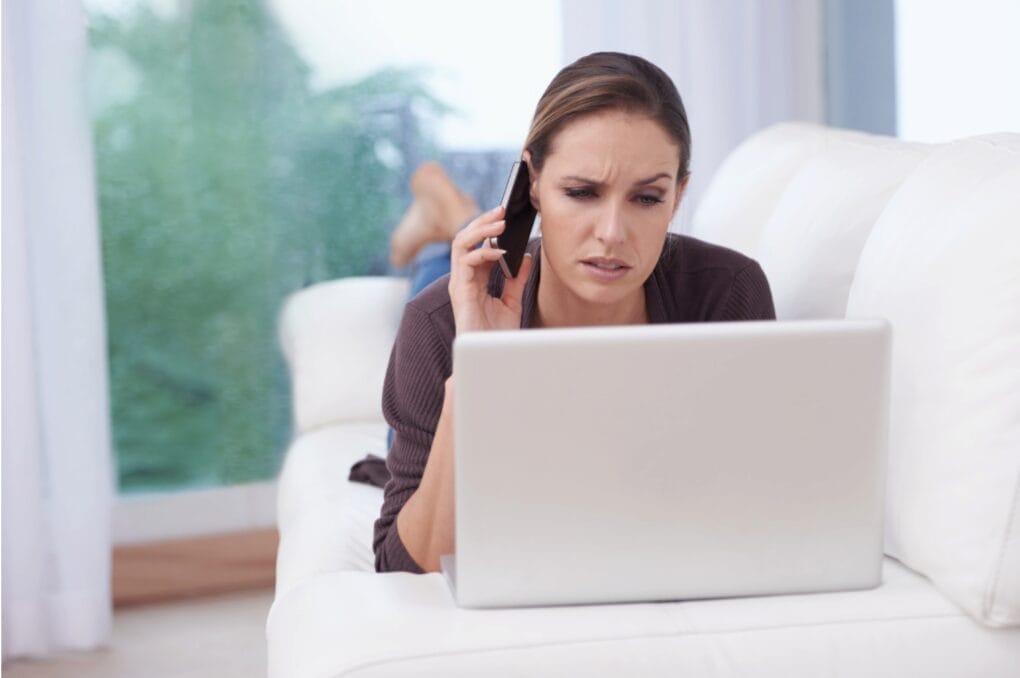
594, 202, 627, 244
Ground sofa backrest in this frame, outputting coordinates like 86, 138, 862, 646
754, 133, 929, 319
278, 276, 409, 435
846, 133, 1020, 627
690, 122, 830, 259
692, 122, 931, 319
695, 124, 1020, 627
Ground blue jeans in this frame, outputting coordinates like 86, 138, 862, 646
387, 243, 453, 451
408, 242, 453, 299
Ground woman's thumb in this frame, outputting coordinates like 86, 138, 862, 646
503, 252, 533, 307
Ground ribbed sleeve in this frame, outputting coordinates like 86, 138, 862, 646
373, 295, 454, 574
718, 262, 776, 321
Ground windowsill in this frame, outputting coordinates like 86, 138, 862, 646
113, 481, 277, 546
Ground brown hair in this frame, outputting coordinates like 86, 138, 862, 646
525, 52, 692, 181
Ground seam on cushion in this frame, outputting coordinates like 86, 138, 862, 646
291, 418, 387, 439
334, 611, 971, 677
985, 466, 1020, 623
967, 136, 1020, 155
826, 135, 929, 155
281, 481, 383, 530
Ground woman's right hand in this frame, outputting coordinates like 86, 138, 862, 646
448, 205, 534, 335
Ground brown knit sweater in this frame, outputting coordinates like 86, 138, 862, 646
374, 234, 776, 573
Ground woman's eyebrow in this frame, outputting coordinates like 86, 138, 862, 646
560, 172, 673, 186
560, 175, 602, 185
635, 172, 673, 186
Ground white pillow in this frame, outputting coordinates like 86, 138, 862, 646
846, 133, 1020, 627
690, 123, 831, 258
278, 277, 409, 435
757, 134, 929, 319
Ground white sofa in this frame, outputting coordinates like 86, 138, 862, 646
268, 123, 1020, 677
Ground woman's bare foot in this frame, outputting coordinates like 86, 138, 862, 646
390, 162, 479, 267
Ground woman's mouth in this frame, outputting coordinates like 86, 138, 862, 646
581, 257, 631, 281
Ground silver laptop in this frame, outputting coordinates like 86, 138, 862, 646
442, 319, 890, 608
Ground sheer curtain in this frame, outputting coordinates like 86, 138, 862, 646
2, 0, 114, 660
561, 0, 826, 231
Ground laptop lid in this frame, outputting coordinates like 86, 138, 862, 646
448, 319, 890, 608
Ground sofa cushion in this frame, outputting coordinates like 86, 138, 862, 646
689, 122, 831, 258
276, 480, 382, 597
275, 423, 386, 596
267, 559, 1020, 678
846, 133, 1020, 627
756, 134, 929, 319
278, 277, 408, 435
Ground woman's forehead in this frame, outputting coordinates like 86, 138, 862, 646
544, 111, 679, 179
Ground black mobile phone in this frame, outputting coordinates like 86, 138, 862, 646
490, 160, 537, 278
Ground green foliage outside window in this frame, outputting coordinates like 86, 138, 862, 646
89, 1, 445, 492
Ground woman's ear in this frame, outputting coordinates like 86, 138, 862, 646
523, 149, 541, 210
522, 148, 534, 173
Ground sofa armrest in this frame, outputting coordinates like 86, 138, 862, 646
275, 423, 389, 594
278, 276, 409, 436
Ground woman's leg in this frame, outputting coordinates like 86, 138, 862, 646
389, 162, 478, 268
408, 242, 453, 297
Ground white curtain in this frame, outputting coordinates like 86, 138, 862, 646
560, 0, 826, 231
2, 0, 114, 660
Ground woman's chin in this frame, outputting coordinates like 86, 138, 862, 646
568, 280, 642, 311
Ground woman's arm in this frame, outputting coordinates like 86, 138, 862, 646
374, 205, 535, 573
394, 376, 455, 572
373, 302, 451, 574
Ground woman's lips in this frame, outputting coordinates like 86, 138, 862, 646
580, 257, 630, 281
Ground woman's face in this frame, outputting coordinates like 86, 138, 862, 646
528, 110, 686, 320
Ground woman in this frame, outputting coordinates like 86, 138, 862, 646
375, 52, 775, 574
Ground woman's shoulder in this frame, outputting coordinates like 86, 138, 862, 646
400, 273, 457, 346
649, 233, 774, 322
406, 272, 453, 315
660, 232, 760, 274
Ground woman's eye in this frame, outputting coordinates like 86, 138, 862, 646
565, 187, 595, 200
636, 194, 665, 206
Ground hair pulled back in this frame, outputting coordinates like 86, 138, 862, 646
525, 52, 692, 181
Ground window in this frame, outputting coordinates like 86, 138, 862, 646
824, 0, 1020, 140
86, 0, 562, 501
894, 0, 1020, 142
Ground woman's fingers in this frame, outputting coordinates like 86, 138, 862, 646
451, 245, 506, 286
462, 245, 508, 266
451, 206, 505, 255
448, 204, 533, 334
450, 205, 506, 286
